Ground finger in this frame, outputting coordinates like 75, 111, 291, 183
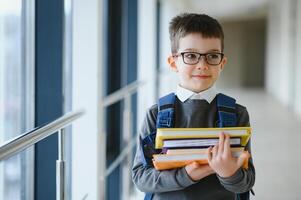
237, 151, 250, 168
186, 161, 198, 169
207, 146, 213, 161
223, 133, 231, 156
212, 145, 218, 158
192, 161, 200, 168
217, 132, 225, 156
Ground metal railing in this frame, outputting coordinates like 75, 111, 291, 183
0, 110, 85, 200
99, 80, 143, 200
0, 80, 141, 200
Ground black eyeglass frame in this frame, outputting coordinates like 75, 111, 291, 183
173, 52, 224, 66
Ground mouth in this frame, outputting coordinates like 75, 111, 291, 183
192, 75, 211, 79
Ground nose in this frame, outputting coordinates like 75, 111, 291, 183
196, 56, 209, 70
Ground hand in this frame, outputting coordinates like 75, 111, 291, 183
207, 132, 250, 178
185, 162, 215, 181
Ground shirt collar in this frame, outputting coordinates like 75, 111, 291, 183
176, 85, 218, 103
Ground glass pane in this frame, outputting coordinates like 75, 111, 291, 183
0, 0, 34, 199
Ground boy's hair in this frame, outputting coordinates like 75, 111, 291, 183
169, 13, 224, 54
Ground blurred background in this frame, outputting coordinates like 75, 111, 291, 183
1, 0, 301, 199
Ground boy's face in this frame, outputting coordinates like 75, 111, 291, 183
168, 33, 227, 93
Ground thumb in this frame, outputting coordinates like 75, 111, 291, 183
236, 151, 250, 167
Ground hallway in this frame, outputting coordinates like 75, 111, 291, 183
228, 89, 301, 200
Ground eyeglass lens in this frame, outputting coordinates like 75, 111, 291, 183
182, 52, 223, 65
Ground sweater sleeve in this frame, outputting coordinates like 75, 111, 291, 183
217, 106, 256, 193
131, 106, 197, 193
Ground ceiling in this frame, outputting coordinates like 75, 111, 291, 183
166, 0, 270, 21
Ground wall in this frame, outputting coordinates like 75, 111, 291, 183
71, 0, 103, 199
295, 0, 301, 118
265, 0, 301, 118
137, 0, 157, 128
219, 19, 266, 89
266, 0, 295, 107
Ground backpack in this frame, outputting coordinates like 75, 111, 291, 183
140, 93, 253, 200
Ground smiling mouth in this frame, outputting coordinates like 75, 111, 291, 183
192, 75, 211, 78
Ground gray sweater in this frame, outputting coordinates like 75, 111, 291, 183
132, 96, 255, 200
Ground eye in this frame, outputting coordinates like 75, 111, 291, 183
184, 53, 198, 60
207, 53, 220, 60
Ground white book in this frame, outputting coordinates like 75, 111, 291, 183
163, 137, 241, 148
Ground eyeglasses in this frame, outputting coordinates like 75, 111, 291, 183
173, 52, 224, 66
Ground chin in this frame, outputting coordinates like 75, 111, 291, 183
193, 85, 210, 92
192, 87, 207, 93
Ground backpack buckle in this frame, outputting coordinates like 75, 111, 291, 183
156, 108, 174, 128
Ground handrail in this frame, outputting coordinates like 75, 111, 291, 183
102, 80, 143, 107
105, 138, 136, 177
0, 110, 85, 161
99, 80, 144, 199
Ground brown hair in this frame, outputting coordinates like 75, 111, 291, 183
169, 13, 224, 54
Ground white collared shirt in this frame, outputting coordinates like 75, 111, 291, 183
176, 85, 218, 103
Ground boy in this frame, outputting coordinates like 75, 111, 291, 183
132, 13, 255, 200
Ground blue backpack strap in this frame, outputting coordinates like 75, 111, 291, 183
139, 132, 158, 167
140, 93, 176, 168
142, 93, 176, 200
144, 193, 153, 200
156, 93, 176, 128
217, 93, 254, 200
216, 93, 237, 127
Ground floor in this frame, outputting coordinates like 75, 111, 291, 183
236, 89, 301, 200
131, 89, 301, 200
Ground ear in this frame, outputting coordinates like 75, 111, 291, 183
220, 56, 227, 71
168, 55, 178, 72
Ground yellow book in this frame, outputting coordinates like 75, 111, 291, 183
155, 127, 251, 149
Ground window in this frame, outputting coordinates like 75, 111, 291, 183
0, 0, 35, 199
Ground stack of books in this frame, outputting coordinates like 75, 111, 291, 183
152, 127, 251, 170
